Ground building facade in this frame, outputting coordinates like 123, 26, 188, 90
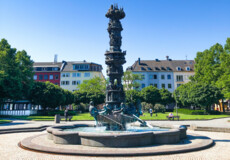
127, 57, 195, 92
60, 61, 104, 92
33, 62, 64, 86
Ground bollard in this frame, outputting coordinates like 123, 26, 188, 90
55, 114, 61, 123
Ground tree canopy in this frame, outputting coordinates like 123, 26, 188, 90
123, 71, 142, 90
173, 82, 223, 112
74, 77, 106, 106
193, 38, 230, 99
0, 39, 34, 102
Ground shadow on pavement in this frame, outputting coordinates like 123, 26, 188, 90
0, 122, 28, 126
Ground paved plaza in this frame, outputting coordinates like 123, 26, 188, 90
0, 118, 230, 160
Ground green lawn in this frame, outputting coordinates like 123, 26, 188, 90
2, 112, 230, 121
0, 119, 12, 124
140, 112, 230, 120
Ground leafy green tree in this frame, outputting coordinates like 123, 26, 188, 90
159, 88, 174, 106
123, 71, 142, 90
125, 89, 141, 106
189, 83, 223, 112
173, 83, 193, 107
0, 39, 34, 101
30, 81, 65, 110
173, 82, 223, 112
16, 50, 34, 99
141, 86, 161, 107
61, 89, 74, 106
74, 77, 106, 106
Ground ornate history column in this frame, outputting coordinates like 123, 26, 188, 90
105, 4, 126, 110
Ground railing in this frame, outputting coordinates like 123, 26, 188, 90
0, 110, 37, 116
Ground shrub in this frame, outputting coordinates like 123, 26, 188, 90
154, 103, 166, 113
141, 102, 153, 112
175, 108, 205, 115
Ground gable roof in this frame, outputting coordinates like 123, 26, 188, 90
127, 59, 195, 72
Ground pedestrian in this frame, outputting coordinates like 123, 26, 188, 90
149, 108, 153, 117
64, 108, 69, 122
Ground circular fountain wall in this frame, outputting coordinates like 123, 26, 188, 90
46, 124, 187, 147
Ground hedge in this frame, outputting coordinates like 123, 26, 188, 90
174, 108, 205, 115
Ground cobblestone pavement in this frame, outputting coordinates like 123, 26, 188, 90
0, 130, 230, 160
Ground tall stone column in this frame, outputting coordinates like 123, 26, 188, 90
105, 4, 126, 109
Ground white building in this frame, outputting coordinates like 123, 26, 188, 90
60, 61, 104, 92
127, 57, 195, 92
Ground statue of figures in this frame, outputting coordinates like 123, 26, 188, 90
89, 101, 98, 121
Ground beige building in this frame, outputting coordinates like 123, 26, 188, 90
60, 61, 104, 92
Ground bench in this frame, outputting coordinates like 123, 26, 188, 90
166, 116, 180, 121
60, 116, 73, 121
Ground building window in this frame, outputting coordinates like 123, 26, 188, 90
162, 84, 165, 88
141, 74, 145, 79
61, 81, 69, 85
77, 73, 81, 77
61, 73, 65, 77
39, 75, 43, 80
167, 74, 171, 79
72, 80, 81, 85
154, 84, 158, 88
154, 75, 157, 79
161, 75, 165, 79
72, 73, 76, 77
186, 67, 190, 71
84, 73, 90, 77
55, 75, 59, 80
33, 75, 37, 80
44, 75, 48, 80
150, 83, 153, 86
52, 67, 58, 71
66, 73, 70, 77
42, 67, 46, 71
149, 75, 153, 79
142, 83, 145, 88
177, 84, 182, 87
168, 84, 172, 89
177, 67, 181, 71
49, 75, 53, 80
72, 81, 77, 85
73, 64, 90, 71
176, 75, 183, 82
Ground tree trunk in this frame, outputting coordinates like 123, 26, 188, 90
222, 99, 225, 113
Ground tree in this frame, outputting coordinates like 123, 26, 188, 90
30, 81, 65, 110
173, 82, 223, 112
125, 89, 141, 106
189, 83, 223, 112
0, 39, 22, 100
74, 77, 106, 106
159, 88, 174, 106
123, 71, 142, 90
16, 50, 34, 99
141, 86, 161, 107
0, 39, 34, 101
61, 89, 74, 106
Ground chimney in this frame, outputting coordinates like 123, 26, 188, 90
54, 54, 58, 64
166, 56, 169, 60
138, 57, 140, 65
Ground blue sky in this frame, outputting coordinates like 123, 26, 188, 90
1, 0, 230, 76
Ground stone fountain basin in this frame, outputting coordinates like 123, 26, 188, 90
46, 124, 187, 147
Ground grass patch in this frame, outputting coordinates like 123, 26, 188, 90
0, 119, 12, 124
141, 112, 230, 120
2, 112, 229, 121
